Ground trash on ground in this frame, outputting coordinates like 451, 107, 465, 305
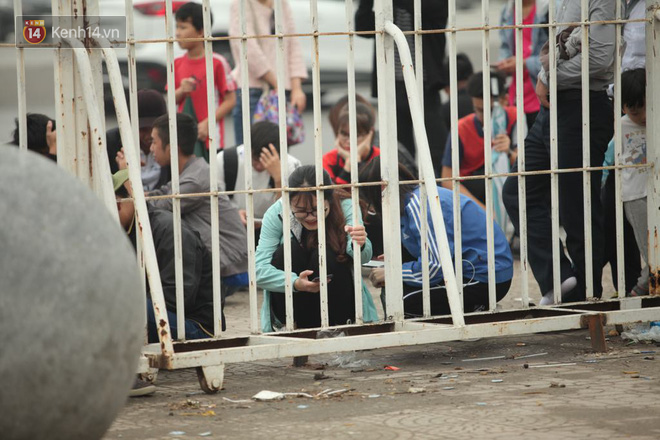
549, 382, 566, 388
407, 387, 426, 394
442, 387, 455, 390
516, 342, 527, 346
491, 379, 503, 383
462, 355, 506, 362
198, 433, 212, 437
384, 365, 400, 371
641, 350, 657, 354
515, 352, 548, 360
222, 397, 252, 404
252, 390, 285, 401
325, 388, 350, 396
368, 394, 381, 398
314, 372, 331, 380
476, 402, 488, 406
527, 363, 577, 368
585, 360, 599, 363
297, 405, 309, 409
608, 329, 620, 336
327, 352, 370, 369
644, 356, 655, 360
621, 325, 660, 343
169, 432, 186, 436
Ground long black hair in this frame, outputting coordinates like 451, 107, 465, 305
288, 166, 351, 262
358, 157, 417, 216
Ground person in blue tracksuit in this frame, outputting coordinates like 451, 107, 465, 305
255, 165, 379, 332
360, 157, 513, 317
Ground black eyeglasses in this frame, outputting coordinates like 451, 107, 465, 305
292, 206, 329, 219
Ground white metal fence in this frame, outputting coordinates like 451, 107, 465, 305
9, 0, 660, 393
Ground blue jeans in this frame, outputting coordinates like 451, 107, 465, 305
233, 88, 263, 145
146, 299, 208, 343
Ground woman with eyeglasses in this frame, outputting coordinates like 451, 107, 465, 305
359, 157, 514, 317
255, 165, 379, 332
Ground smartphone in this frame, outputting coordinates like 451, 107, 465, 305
311, 274, 333, 283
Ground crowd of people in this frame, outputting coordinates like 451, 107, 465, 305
9, 0, 651, 341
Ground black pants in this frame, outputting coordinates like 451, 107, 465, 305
601, 172, 642, 294
396, 83, 447, 173
502, 92, 613, 299
401, 279, 512, 317
269, 238, 356, 329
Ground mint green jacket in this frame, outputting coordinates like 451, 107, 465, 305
256, 198, 379, 332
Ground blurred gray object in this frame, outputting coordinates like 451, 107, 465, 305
0, 147, 144, 440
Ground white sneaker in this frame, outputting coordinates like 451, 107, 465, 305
540, 276, 577, 306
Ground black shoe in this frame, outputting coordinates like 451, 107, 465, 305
129, 378, 156, 397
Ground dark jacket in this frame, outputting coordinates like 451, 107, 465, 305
355, 0, 449, 97
130, 206, 215, 331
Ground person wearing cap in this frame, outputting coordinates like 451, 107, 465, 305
113, 168, 221, 342
107, 89, 169, 190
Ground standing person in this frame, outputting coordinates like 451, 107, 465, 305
107, 89, 168, 190
229, 0, 308, 145
360, 158, 513, 317
502, 0, 615, 304
255, 166, 379, 332
174, 2, 236, 158
216, 121, 302, 242
355, 0, 448, 171
603, 68, 649, 296
496, 0, 549, 130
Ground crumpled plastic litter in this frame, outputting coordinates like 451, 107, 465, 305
326, 351, 370, 369
621, 325, 660, 343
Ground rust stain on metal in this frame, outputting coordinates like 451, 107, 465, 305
159, 319, 167, 327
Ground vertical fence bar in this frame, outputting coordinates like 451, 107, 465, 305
164, 0, 186, 339
514, 0, 530, 308
345, 0, 363, 324
272, 0, 296, 330
581, 0, 594, 299
13, 0, 27, 151
481, 0, 497, 310
309, 0, 330, 328
237, 0, 260, 334
413, 0, 431, 318
201, 0, 223, 336
53, 0, 76, 175
548, 0, 561, 304
375, 0, 404, 321
646, 1, 660, 295
125, 0, 147, 299
72, 0, 91, 186
614, 0, 626, 298
447, 0, 463, 309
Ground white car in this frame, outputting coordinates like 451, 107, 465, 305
98, 0, 373, 103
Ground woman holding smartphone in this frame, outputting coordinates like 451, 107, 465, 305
255, 165, 379, 332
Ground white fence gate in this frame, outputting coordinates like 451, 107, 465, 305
9, 0, 660, 392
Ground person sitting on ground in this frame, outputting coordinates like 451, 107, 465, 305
327, 94, 417, 176
441, 71, 517, 212
601, 68, 649, 297
174, 1, 236, 157
117, 112, 249, 295
360, 157, 513, 317
255, 165, 379, 332
216, 121, 302, 242
107, 89, 169, 190
10, 113, 57, 161
113, 169, 219, 342
323, 102, 380, 185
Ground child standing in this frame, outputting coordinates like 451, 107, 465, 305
603, 68, 648, 296
174, 2, 236, 159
